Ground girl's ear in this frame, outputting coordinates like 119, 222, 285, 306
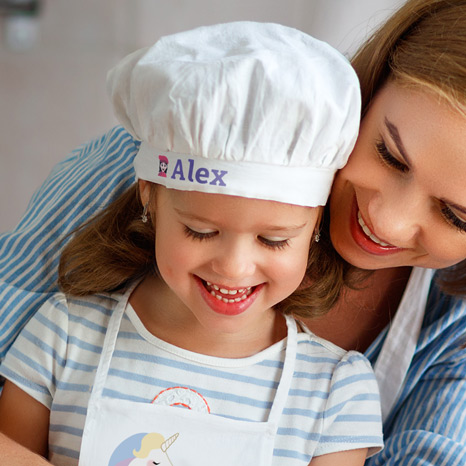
315, 206, 324, 230
138, 180, 151, 206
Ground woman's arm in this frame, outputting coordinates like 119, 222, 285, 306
367, 295, 466, 465
309, 448, 368, 466
0, 126, 137, 366
366, 362, 466, 465
0, 380, 50, 458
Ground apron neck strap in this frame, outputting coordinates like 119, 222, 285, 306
266, 315, 298, 425
91, 284, 137, 399
90, 285, 299, 430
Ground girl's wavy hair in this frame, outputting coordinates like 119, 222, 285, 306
58, 183, 358, 319
351, 0, 466, 296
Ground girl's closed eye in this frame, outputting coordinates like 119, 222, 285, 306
258, 236, 290, 250
184, 225, 290, 250
375, 140, 409, 173
184, 225, 217, 240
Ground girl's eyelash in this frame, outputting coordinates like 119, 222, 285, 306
259, 237, 290, 250
440, 204, 466, 233
184, 226, 290, 250
184, 226, 217, 240
375, 140, 409, 173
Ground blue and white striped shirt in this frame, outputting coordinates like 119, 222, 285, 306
0, 290, 383, 464
1, 127, 466, 464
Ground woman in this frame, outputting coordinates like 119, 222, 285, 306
304, 1, 466, 464
0, 0, 465, 464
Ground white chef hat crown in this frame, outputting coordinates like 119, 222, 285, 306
107, 21, 361, 207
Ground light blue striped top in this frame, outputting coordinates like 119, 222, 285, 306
0, 290, 382, 464
1, 127, 466, 464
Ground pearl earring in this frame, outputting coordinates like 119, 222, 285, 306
141, 202, 149, 223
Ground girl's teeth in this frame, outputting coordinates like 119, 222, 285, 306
357, 211, 390, 246
210, 290, 248, 303
207, 282, 252, 303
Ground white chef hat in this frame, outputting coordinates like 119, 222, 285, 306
107, 21, 361, 207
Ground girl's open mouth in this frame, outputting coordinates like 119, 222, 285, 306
204, 281, 254, 303
196, 277, 261, 316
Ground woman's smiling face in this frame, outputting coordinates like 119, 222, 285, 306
330, 81, 466, 270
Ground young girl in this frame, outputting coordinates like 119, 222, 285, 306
0, 22, 383, 465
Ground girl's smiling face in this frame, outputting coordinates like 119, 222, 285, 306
330, 81, 466, 270
142, 184, 318, 337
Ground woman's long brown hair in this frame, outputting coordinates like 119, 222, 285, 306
351, 0, 466, 296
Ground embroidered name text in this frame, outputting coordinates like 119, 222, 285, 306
171, 158, 228, 186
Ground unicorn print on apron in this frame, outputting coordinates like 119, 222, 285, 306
78, 286, 298, 466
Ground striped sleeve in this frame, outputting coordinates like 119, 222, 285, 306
0, 293, 71, 408
366, 310, 466, 466
0, 126, 137, 367
315, 351, 383, 458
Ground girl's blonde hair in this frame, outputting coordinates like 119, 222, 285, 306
58, 184, 354, 318
351, 0, 466, 295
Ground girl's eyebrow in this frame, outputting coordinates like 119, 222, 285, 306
263, 223, 310, 232
175, 208, 309, 232
385, 117, 412, 165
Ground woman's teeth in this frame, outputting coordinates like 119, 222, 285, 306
206, 282, 253, 303
357, 211, 391, 247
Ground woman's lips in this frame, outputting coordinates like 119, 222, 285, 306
350, 197, 403, 256
195, 277, 261, 316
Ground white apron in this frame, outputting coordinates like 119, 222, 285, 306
373, 267, 434, 421
78, 287, 298, 466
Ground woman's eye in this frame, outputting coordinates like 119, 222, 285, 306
258, 236, 290, 250
440, 204, 466, 233
184, 226, 217, 240
375, 140, 409, 173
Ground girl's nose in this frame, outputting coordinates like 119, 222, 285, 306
211, 238, 256, 280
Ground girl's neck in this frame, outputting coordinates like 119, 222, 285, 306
303, 266, 412, 352
129, 274, 288, 359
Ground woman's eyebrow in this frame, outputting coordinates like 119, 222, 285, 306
383, 118, 466, 214
385, 117, 412, 165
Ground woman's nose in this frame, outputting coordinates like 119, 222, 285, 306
210, 238, 256, 280
368, 188, 424, 247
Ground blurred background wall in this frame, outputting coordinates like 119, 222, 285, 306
0, 0, 404, 232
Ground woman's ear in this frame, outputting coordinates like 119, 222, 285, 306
138, 179, 151, 206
